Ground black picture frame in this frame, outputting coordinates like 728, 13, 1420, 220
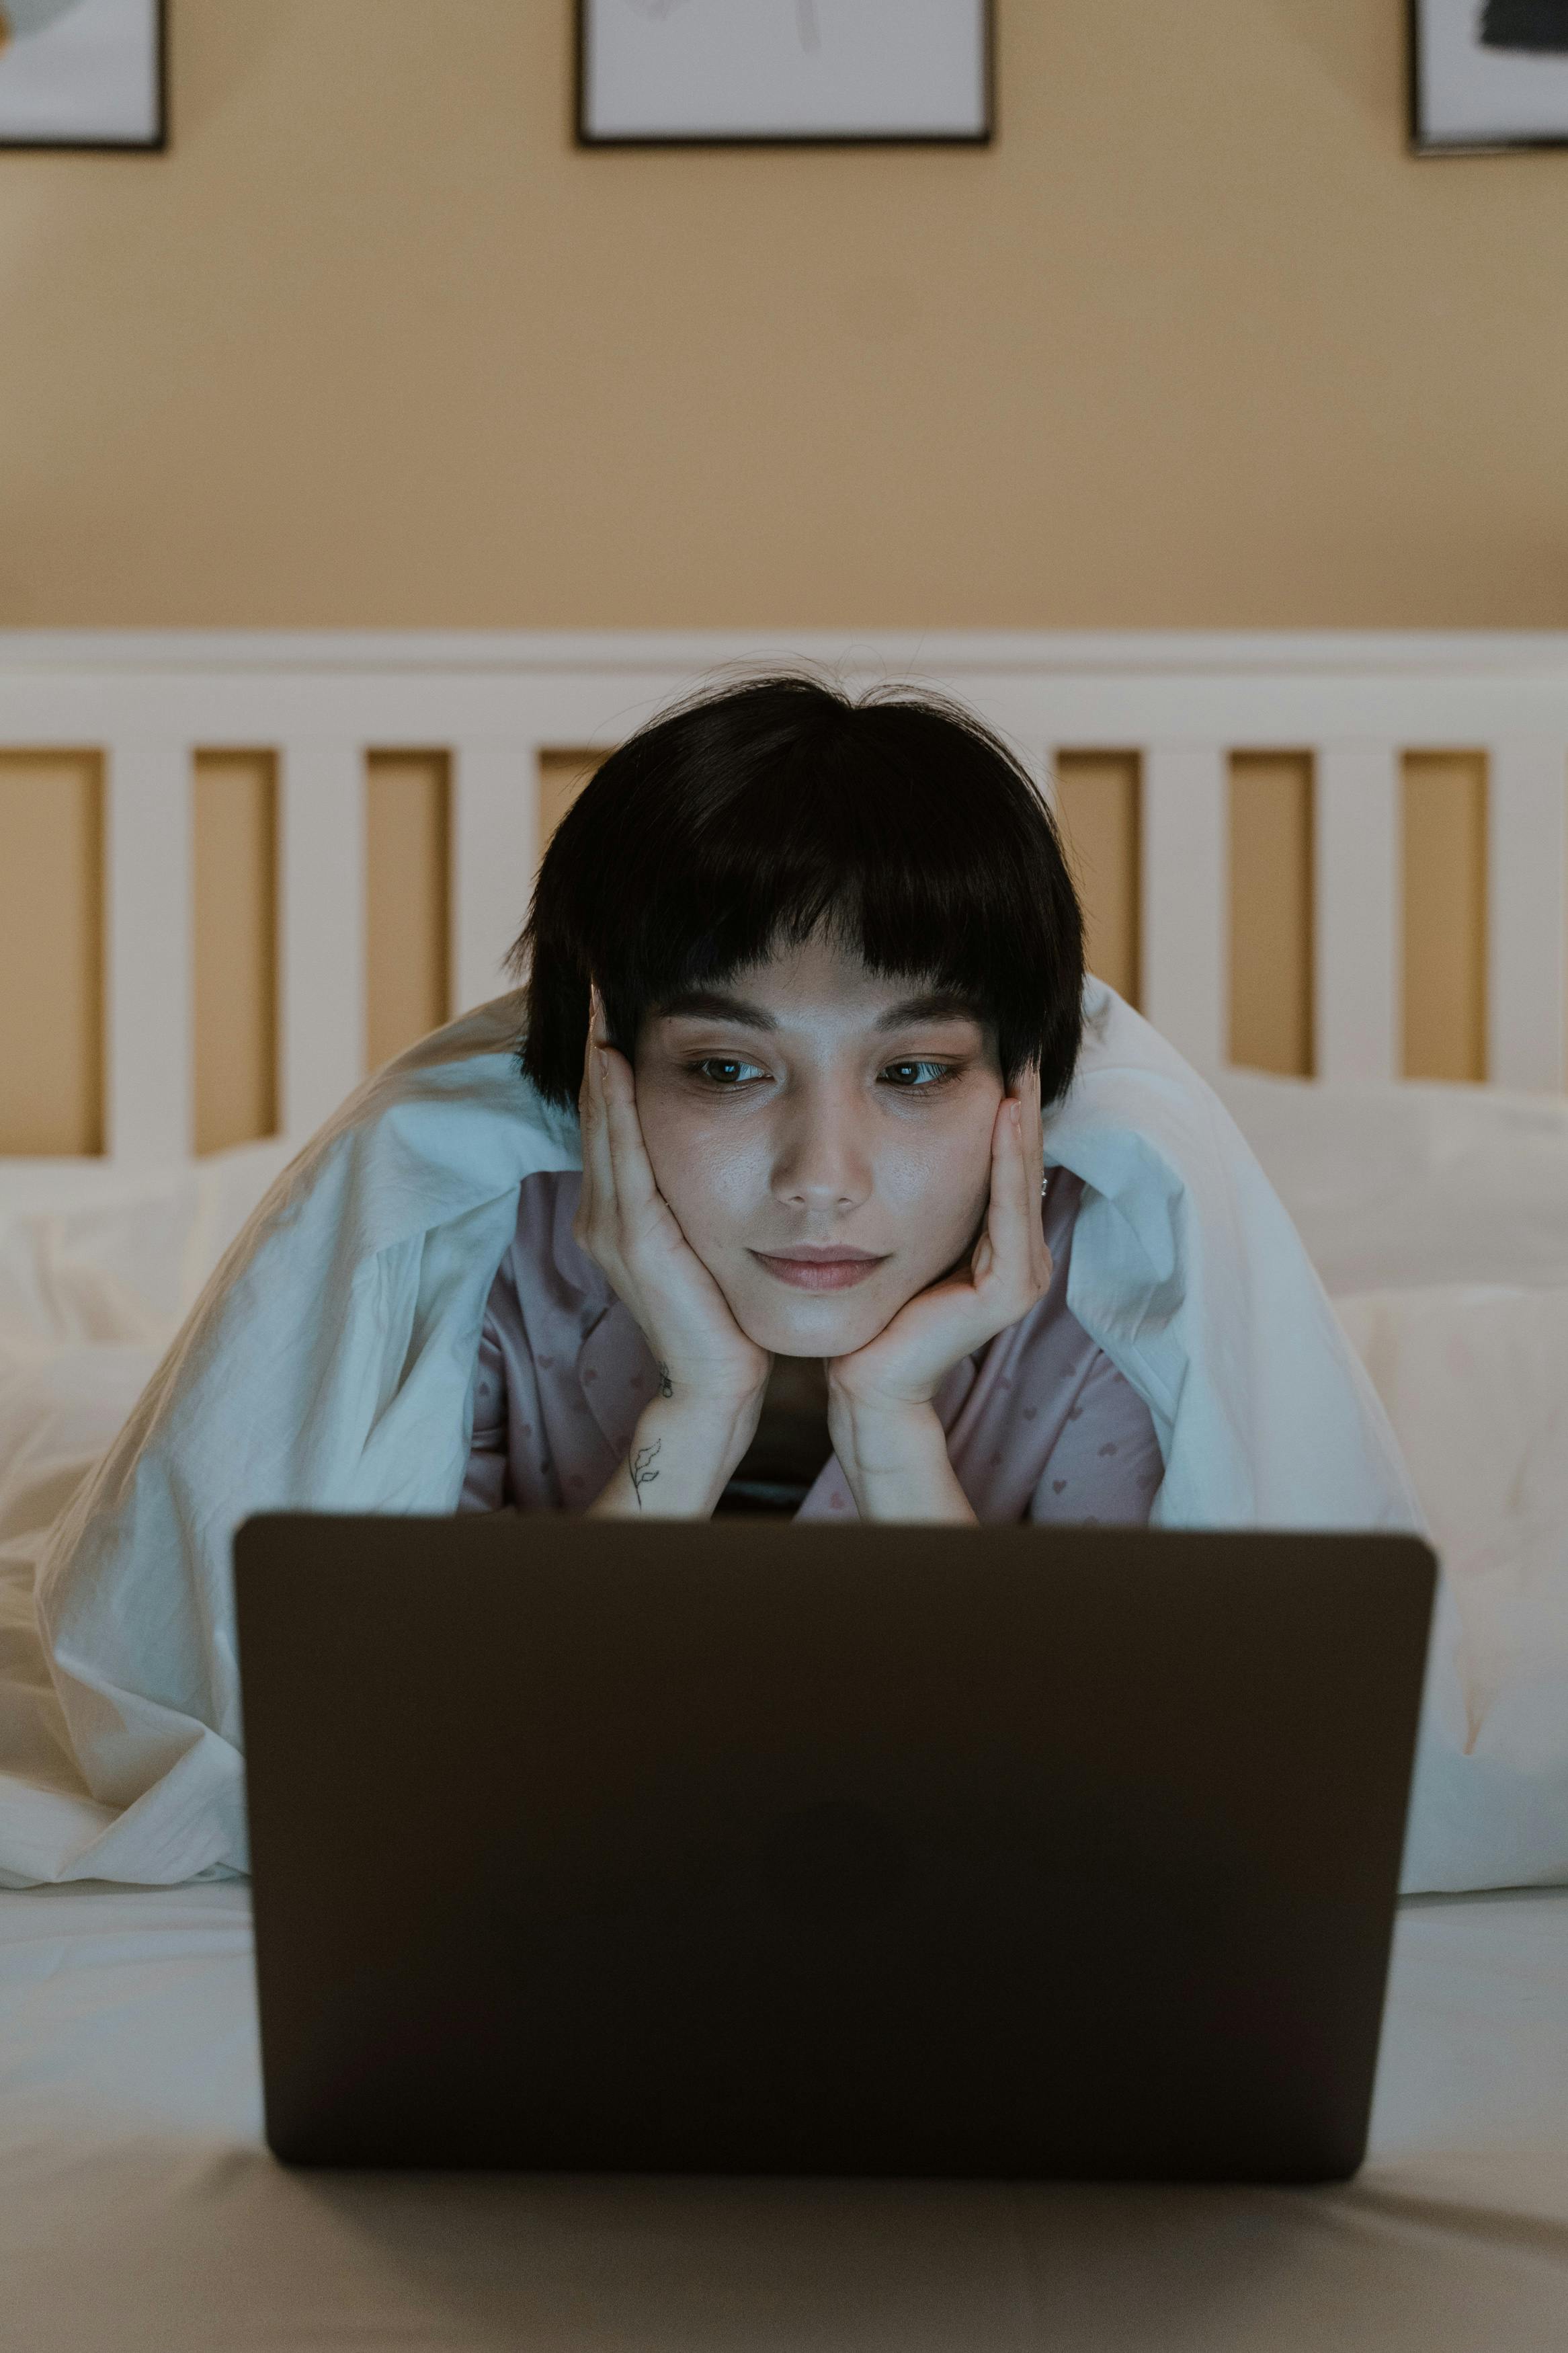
1409, 0, 1568, 154
0, 0, 167, 155
575, 0, 994, 151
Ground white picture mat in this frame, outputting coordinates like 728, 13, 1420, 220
581, 0, 987, 140
0, 0, 159, 143
1417, 0, 1568, 143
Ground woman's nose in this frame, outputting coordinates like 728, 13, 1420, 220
769, 1103, 874, 1209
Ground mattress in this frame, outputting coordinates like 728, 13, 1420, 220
1, 1878, 1565, 2352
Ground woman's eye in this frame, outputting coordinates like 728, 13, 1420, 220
882, 1060, 958, 1089
690, 1057, 767, 1088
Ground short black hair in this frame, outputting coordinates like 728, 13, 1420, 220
512, 670, 1085, 1111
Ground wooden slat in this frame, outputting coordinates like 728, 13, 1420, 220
1314, 744, 1400, 1084
366, 752, 450, 1071
1053, 750, 1141, 1009
1035, 744, 1062, 819
278, 740, 365, 1139
1141, 744, 1227, 1069
193, 751, 278, 1154
106, 740, 192, 1164
1403, 752, 1487, 1084
1487, 738, 1568, 1092
1229, 752, 1313, 1078
0, 752, 104, 1156
450, 742, 540, 1014
538, 746, 606, 854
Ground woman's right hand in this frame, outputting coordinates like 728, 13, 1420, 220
573, 984, 772, 1413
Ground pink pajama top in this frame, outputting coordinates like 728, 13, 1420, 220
460, 1168, 1163, 1525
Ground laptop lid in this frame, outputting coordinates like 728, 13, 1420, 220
235, 1514, 1434, 2182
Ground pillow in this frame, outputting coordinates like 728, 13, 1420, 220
0, 1139, 295, 1349
1335, 1282, 1568, 1888
1214, 1069, 1568, 1295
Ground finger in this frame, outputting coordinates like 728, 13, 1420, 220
595, 1035, 663, 1220
585, 982, 634, 1180
1022, 1062, 1053, 1280
576, 996, 616, 1230
576, 996, 600, 1149
1017, 1059, 1043, 1181
575, 1001, 594, 1145
1028, 1058, 1044, 1162
979, 1094, 1034, 1288
579, 987, 604, 1119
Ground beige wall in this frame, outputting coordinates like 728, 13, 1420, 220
1, 1, 1566, 630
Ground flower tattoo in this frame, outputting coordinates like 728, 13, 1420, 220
630, 1437, 662, 1506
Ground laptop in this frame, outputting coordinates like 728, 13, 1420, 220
233, 1513, 1434, 2183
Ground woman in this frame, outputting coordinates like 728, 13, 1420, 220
462, 674, 1161, 1527
7, 670, 1422, 1890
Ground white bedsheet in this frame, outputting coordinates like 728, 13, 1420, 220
2, 1880, 1565, 2352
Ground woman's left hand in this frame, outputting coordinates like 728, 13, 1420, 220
827, 1060, 1052, 1414
821, 1064, 1051, 1523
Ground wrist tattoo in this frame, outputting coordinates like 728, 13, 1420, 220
656, 1360, 673, 1399
630, 1437, 662, 1506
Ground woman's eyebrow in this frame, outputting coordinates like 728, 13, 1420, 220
873, 991, 982, 1031
656, 988, 981, 1033
658, 989, 778, 1031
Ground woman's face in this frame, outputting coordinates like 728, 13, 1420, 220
632, 930, 1008, 1357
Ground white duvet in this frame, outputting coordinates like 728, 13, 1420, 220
1212, 1066, 1568, 1880
0, 1144, 294, 1882
1, 1010, 1567, 1897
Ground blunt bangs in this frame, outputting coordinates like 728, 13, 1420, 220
512, 672, 1085, 1111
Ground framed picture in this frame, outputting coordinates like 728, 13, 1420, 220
0, 0, 165, 152
1411, 0, 1568, 151
577, 0, 993, 149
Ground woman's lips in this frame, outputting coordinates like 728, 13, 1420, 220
751, 1250, 887, 1291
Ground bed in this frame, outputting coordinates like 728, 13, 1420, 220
2, 1071, 1565, 2352
1, 1876, 1565, 2350
3, 632, 1567, 2348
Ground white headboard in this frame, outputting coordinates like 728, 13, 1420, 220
2, 629, 1566, 1170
